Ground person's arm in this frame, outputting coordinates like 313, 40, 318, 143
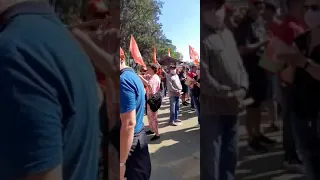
138, 75, 149, 86
166, 77, 179, 93
67, 19, 105, 30
0, 53, 63, 179
238, 41, 268, 55
71, 28, 117, 77
234, 24, 268, 56
201, 42, 233, 97
195, 80, 200, 88
119, 80, 136, 168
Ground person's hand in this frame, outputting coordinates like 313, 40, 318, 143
226, 88, 247, 111
278, 53, 307, 68
120, 165, 126, 180
99, 28, 120, 54
228, 88, 246, 100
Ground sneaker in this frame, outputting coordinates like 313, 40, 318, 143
146, 130, 154, 135
190, 107, 196, 111
248, 139, 268, 153
258, 134, 277, 145
169, 122, 179, 126
182, 101, 188, 106
175, 119, 182, 122
150, 135, 160, 141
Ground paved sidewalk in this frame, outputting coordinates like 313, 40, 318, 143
144, 97, 305, 180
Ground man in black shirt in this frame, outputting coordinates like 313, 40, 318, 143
234, 0, 276, 152
179, 66, 188, 106
191, 69, 200, 126
279, 25, 320, 180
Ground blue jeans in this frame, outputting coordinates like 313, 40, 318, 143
169, 96, 180, 122
292, 114, 320, 180
190, 95, 195, 108
192, 96, 200, 124
162, 82, 166, 97
201, 114, 238, 180
280, 86, 298, 160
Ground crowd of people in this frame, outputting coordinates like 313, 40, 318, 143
1, 0, 320, 180
201, 0, 320, 180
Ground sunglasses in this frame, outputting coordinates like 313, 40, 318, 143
304, 4, 320, 11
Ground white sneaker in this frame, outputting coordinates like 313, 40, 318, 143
169, 122, 179, 126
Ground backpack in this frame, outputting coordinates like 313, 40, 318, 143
147, 91, 162, 112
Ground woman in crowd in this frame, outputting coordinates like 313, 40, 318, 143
139, 64, 161, 141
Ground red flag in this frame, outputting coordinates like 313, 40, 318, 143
120, 47, 125, 60
129, 36, 146, 67
152, 47, 157, 63
189, 45, 199, 64
168, 48, 171, 57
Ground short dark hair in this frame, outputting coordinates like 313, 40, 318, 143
265, 2, 277, 12
149, 63, 158, 73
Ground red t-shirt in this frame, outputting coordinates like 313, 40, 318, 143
187, 71, 196, 79
275, 16, 307, 46
273, 16, 307, 82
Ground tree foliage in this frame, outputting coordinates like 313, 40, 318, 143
52, 0, 183, 64
120, 0, 183, 64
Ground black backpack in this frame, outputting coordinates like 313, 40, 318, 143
147, 91, 162, 112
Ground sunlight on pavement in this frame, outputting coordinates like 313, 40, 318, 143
148, 139, 179, 153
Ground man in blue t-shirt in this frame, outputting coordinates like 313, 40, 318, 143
0, 1, 99, 179
120, 58, 151, 180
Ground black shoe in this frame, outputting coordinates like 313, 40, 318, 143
284, 158, 303, 173
146, 130, 154, 135
150, 135, 160, 141
258, 134, 277, 145
248, 139, 268, 153
182, 101, 188, 106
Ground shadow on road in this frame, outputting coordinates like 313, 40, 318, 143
147, 98, 305, 180
146, 98, 200, 180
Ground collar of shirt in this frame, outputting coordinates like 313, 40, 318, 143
0, 1, 53, 30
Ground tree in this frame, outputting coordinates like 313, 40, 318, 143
120, 0, 183, 65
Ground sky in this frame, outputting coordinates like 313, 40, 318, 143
159, 0, 200, 62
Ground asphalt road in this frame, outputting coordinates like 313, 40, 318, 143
145, 97, 306, 180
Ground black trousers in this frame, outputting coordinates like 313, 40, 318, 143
125, 128, 152, 180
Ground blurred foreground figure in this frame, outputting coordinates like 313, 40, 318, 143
0, 1, 100, 180
278, 0, 320, 178
200, 0, 249, 179
120, 51, 151, 180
